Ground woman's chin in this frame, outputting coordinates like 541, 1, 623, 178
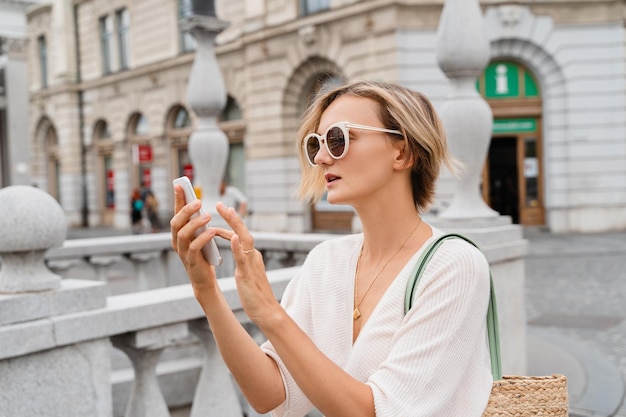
326, 192, 349, 206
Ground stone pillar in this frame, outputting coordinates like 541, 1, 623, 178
0, 185, 110, 417
436, 0, 498, 219
182, 2, 229, 228
433, 0, 527, 375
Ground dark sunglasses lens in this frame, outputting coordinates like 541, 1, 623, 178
326, 127, 346, 158
305, 136, 320, 163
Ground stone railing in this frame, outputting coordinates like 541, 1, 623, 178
44, 231, 337, 293
0, 186, 529, 417
0, 267, 299, 417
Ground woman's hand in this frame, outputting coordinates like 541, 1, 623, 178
170, 184, 220, 296
214, 202, 283, 327
171, 185, 281, 325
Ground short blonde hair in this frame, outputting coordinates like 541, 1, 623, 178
296, 80, 458, 212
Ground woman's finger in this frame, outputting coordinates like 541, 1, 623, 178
170, 197, 202, 251
187, 227, 218, 268
172, 184, 187, 214
217, 202, 255, 252
213, 227, 236, 242
231, 232, 257, 262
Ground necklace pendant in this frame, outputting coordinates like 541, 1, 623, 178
353, 307, 361, 320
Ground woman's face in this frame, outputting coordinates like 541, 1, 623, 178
314, 95, 403, 207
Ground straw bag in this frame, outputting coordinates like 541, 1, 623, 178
404, 233, 569, 416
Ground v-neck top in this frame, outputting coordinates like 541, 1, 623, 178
261, 227, 493, 417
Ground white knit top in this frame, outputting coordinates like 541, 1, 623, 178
261, 228, 493, 417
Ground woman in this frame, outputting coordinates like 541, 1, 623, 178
171, 81, 493, 416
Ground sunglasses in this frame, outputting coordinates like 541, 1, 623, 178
303, 121, 403, 166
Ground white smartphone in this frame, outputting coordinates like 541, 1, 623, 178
173, 176, 223, 266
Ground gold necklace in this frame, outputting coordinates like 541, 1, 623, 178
353, 218, 422, 320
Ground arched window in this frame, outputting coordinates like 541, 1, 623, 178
94, 120, 110, 139
300, 73, 342, 115
166, 105, 194, 180
219, 96, 246, 194
133, 113, 150, 136
45, 126, 60, 201
173, 106, 191, 129
94, 120, 115, 213
127, 112, 153, 190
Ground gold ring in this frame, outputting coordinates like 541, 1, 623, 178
242, 249, 255, 254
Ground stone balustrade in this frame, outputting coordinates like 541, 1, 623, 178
0, 186, 528, 417
44, 231, 338, 293
0, 266, 298, 416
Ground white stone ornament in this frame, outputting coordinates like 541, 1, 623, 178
0, 185, 67, 292
183, 13, 230, 228
436, 0, 499, 219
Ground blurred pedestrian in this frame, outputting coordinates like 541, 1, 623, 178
145, 190, 161, 232
130, 188, 144, 234
220, 180, 248, 218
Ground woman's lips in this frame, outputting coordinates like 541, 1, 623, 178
325, 174, 341, 184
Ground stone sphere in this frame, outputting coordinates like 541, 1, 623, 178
0, 185, 67, 252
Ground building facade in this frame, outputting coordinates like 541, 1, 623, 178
1, 0, 35, 187
26, 0, 626, 233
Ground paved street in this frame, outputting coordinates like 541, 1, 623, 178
524, 227, 626, 416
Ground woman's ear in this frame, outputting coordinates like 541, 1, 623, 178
393, 143, 416, 171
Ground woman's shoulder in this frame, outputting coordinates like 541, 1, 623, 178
426, 227, 490, 272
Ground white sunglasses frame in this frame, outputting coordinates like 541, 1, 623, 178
303, 121, 403, 166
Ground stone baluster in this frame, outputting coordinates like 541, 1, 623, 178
46, 258, 82, 276
436, 0, 498, 219
0, 185, 65, 292
433, 0, 528, 375
0, 185, 110, 417
158, 249, 170, 285
112, 323, 189, 417
88, 255, 123, 281
188, 319, 243, 417
126, 251, 162, 291
181, 0, 230, 229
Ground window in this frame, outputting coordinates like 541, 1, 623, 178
99, 15, 113, 74
178, 0, 195, 53
38, 35, 47, 88
301, 0, 329, 15
219, 96, 246, 193
134, 114, 150, 136
167, 106, 194, 180
45, 126, 60, 201
94, 120, 114, 210
174, 107, 191, 129
221, 96, 242, 122
116, 8, 130, 70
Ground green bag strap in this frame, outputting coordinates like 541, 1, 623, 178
403, 233, 502, 381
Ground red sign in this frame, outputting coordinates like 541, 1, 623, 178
142, 168, 152, 188
138, 144, 153, 163
183, 164, 194, 182
106, 169, 114, 190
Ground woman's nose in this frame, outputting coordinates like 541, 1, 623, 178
314, 139, 333, 165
